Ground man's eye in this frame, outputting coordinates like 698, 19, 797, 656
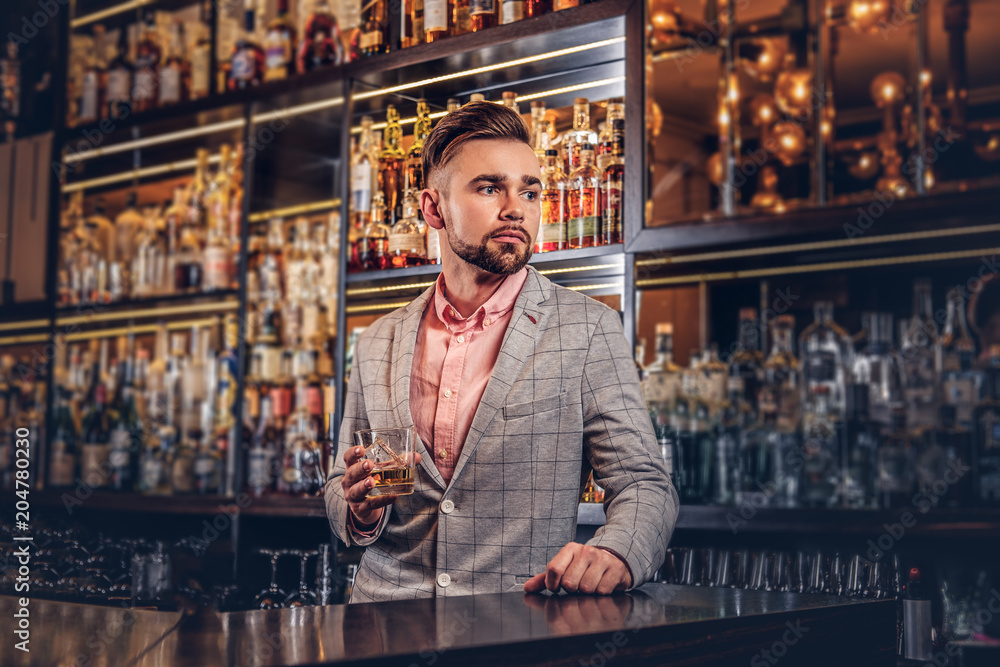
523, 190, 539, 201
481, 185, 497, 195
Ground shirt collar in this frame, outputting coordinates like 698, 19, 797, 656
433, 267, 529, 332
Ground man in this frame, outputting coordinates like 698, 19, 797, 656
325, 101, 677, 602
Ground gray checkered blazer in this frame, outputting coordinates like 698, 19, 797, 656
325, 266, 678, 601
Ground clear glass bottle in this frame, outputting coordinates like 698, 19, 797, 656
132, 12, 161, 112
78, 25, 106, 124
404, 99, 431, 191
378, 105, 405, 222
762, 314, 800, 434
389, 189, 427, 267
529, 100, 549, 164
358, 192, 392, 271
730, 307, 765, 425
853, 312, 905, 429
643, 323, 683, 408
350, 116, 377, 233
424, 0, 452, 42
564, 97, 596, 173
676, 399, 714, 504
48, 388, 79, 488
800, 384, 842, 507
537, 149, 568, 253
843, 384, 878, 509
158, 22, 189, 106
901, 279, 940, 431
567, 143, 601, 249
799, 301, 852, 417
190, 14, 212, 99
105, 30, 132, 119
940, 288, 983, 429
879, 407, 916, 508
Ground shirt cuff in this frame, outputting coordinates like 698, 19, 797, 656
348, 508, 384, 538
597, 546, 634, 588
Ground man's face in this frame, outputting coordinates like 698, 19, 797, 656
425, 139, 541, 278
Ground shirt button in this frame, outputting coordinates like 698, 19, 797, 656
457, 335, 465, 344
484, 318, 491, 326
441, 499, 455, 514
437, 573, 451, 588
438, 449, 447, 459
451, 309, 457, 317
444, 389, 452, 398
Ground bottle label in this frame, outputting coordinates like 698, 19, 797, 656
501, 0, 524, 23
271, 386, 292, 418
109, 449, 130, 469
260, 348, 282, 380
568, 216, 599, 243
307, 386, 323, 416
456, 4, 471, 30
602, 178, 622, 234
191, 51, 210, 96
248, 451, 270, 488
471, 0, 495, 15
194, 457, 216, 477
205, 247, 232, 289
643, 373, 679, 404
107, 70, 130, 104
425, 0, 448, 31
159, 66, 181, 104
80, 72, 99, 122
232, 50, 255, 81
351, 168, 372, 212
133, 67, 156, 101
538, 221, 567, 246
81, 444, 110, 485
283, 466, 303, 485
49, 450, 76, 487
360, 29, 384, 49
388, 232, 426, 256
265, 32, 292, 73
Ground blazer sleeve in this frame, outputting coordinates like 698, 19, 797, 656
581, 307, 678, 588
324, 354, 390, 547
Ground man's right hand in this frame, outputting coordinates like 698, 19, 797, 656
341, 445, 420, 526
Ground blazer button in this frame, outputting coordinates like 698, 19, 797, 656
441, 499, 455, 514
437, 573, 451, 588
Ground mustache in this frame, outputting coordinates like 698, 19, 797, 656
487, 226, 529, 242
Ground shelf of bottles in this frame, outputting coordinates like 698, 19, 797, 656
630, 265, 1000, 520
64, 0, 615, 131
345, 82, 628, 279
643, 0, 1000, 231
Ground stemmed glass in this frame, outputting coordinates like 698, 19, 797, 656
253, 549, 288, 610
285, 550, 320, 607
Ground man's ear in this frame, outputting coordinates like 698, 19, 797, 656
420, 189, 446, 231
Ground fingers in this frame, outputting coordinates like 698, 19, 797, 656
523, 573, 547, 593
576, 560, 609, 595
342, 457, 373, 489
558, 552, 595, 593
544, 543, 579, 592
344, 474, 375, 504
343, 445, 366, 467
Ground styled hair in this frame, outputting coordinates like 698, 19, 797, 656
422, 101, 531, 188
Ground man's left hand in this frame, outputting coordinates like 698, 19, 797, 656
523, 543, 631, 595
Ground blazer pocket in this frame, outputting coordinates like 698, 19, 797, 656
503, 392, 565, 420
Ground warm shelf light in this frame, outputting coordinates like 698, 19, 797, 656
249, 199, 343, 222
56, 299, 238, 327
63, 317, 222, 343
0, 333, 49, 346
0, 319, 49, 333
71, 0, 154, 28
252, 97, 344, 123
62, 154, 223, 193
64, 119, 245, 165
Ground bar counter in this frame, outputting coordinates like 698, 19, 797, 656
4, 585, 895, 667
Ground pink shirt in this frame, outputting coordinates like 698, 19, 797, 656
410, 268, 529, 484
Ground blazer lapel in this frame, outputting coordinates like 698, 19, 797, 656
390, 286, 447, 491
447, 268, 550, 488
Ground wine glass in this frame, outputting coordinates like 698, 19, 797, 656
285, 550, 320, 607
252, 549, 287, 610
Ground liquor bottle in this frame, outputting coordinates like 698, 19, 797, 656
132, 13, 161, 113
205, 147, 235, 291
80, 367, 112, 490
700, 345, 729, 407
529, 100, 549, 164
424, 0, 452, 42
112, 193, 141, 268
853, 312, 905, 428
526, 0, 551, 17
256, 321, 283, 388
402, 0, 425, 48
600, 118, 624, 246
597, 99, 625, 170
247, 394, 275, 496
389, 189, 427, 267
643, 323, 683, 408
172, 428, 197, 494
358, 193, 392, 271
565, 97, 596, 172
48, 388, 79, 488
379, 106, 405, 222
299, 0, 343, 71
676, 398, 714, 504
132, 204, 167, 298
174, 213, 205, 292
229, 0, 265, 90
361, 0, 389, 56
190, 19, 212, 100
501, 0, 525, 24
0, 41, 20, 139
215, 314, 240, 433
350, 118, 377, 235
843, 384, 878, 509
158, 22, 189, 106
940, 288, 983, 429
762, 314, 800, 440
194, 403, 221, 494
800, 384, 842, 507
404, 99, 432, 191
713, 399, 739, 505
567, 143, 601, 249
109, 337, 139, 492
973, 351, 1000, 505
470, 0, 497, 31
105, 30, 132, 119
537, 149, 568, 253
920, 404, 973, 508
265, 0, 298, 81
730, 307, 765, 424
78, 26, 106, 124
321, 376, 337, 480
879, 407, 916, 508
799, 301, 851, 418
901, 279, 940, 431
453, 0, 471, 36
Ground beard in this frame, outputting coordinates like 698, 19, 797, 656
446, 219, 533, 279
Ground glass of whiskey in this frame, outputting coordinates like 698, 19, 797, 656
353, 427, 416, 496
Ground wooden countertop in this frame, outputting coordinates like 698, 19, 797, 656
4, 585, 896, 667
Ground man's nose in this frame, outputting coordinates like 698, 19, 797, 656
500, 192, 524, 220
